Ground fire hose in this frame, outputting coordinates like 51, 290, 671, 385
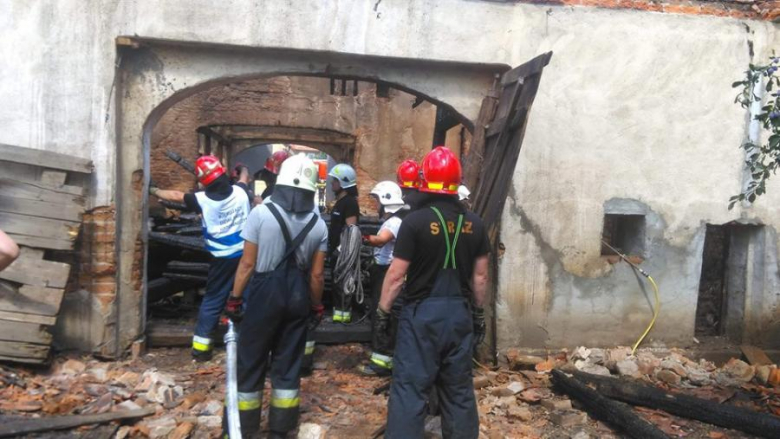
223, 319, 242, 439
601, 241, 661, 355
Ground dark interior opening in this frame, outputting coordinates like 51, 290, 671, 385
600, 214, 645, 256
695, 225, 730, 337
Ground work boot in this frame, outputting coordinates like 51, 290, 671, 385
358, 363, 392, 377
191, 348, 213, 362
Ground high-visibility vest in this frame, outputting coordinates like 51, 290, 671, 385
195, 186, 249, 258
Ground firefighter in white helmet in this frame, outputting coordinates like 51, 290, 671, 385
224, 153, 328, 438
359, 181, 406, 376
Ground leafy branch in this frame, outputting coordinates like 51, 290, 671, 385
729, 54, 780, 210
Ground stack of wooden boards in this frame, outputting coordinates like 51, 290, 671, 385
0, 143, 92, 363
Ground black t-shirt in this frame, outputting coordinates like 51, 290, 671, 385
393, 197, 490, 302
183, 180, 252, 213
328, 194, 360, 255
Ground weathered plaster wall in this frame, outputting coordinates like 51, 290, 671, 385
151, 75, 436, 212
0, 0, 777, 353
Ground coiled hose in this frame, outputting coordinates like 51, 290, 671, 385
334, 224, 364, 308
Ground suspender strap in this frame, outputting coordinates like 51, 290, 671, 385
430, 206, 464, 270
267, 203, 319, 269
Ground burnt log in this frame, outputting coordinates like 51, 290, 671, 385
166, 260, 209, 274
159, 200, 190, 211
568, 369, 780, 439
147, 277, 202, 303
162, 272, 208, 283
148, 232, 205, 252
164, 150, 196, 174
551, 370, 668, 439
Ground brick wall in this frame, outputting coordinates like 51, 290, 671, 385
516, 0, 779, 20
77, 206, 117, 310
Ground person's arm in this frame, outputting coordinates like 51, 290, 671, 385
237, 166, 251, 185
0, 230, 20, 272
150, 188, 186, 203
471, 255, 489, 308
364, 229, 394, 247
378, 257, 410, 313
309, 251, 326, 306
231, 241, 258, 298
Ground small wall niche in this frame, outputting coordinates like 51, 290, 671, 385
601, 214, 646, 257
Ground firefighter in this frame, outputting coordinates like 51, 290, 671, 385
253, 150, 291, 203
328, 163, 359, 323
377, 146, 490, 438
150, 155, 251, 361
359, 181, 405, 376
396, 158, 425, 209
224, 153, 327, 438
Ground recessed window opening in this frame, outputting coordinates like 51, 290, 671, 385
601, 214, 645, 257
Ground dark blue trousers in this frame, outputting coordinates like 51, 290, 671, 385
386, 296, 478, 439
193, 255, 240, 352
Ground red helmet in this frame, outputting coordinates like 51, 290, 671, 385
420, 146, 461, 195
396, 159, 421, 189
265, 150, 291, 174
195, 155, 225, 186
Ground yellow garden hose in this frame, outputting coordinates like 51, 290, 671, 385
601, 241, 661, 355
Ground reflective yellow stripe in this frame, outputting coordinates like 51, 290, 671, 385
333, 310, 343, 322
305, 341, 315, 355
237, 391, 261, 411
342, 311, 351, 323
370, 352, 393, 369
402, 181, 415, 187
193, 336, 211, 352
271, 389, 300, 409
239, 399, 261, 410
426, 182, 458, 192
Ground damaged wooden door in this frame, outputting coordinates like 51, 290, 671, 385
462, 52, 553, 362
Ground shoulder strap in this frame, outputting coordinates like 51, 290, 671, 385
267, 203, 292, 246
267, 204, 319, 269
430, 206, 464, 270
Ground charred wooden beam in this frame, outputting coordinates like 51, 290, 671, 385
147, 277, 202, 303
163, 272, 208, 283
568, 369, 780, 439
0, 407, 155, 437
148, 232, 205, 252
166, 261, 209, 274
158, 200, 190, 211
163, 150, 196, 175
551, 370, 668, 439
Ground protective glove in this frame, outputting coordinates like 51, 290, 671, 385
373, 307, 392, 352
308, 303, 324, 331
149, 185, 160, 196
232, 163, 248, 179
362, 235, 371, 246
225, 296, 244, 323
472, 306, 486, 347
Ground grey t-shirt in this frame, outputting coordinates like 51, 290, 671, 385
240, 201, 328, 273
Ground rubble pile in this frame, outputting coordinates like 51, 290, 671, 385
0, 344, 776, 438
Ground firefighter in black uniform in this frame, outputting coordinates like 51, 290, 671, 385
376, 146, 490, 439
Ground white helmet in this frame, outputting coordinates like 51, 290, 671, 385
458, 185, 471, 201
370, 181, 404, 213
276, 153, 318, 192
328, 164, 357, 188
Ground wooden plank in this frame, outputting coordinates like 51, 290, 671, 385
0, 211, 80, 241
0, 282, 63, 316
40, 170, 67, 187
741, 345, 774, 366
0, 320, 52, 344
0, 354, 46, 364
0, 195, 82, 222
0, 144, 92, 174
0, 341, 49, 359
0, 249, 71, 289
6, 234, 74, 251
0, 178, 84, 202
0, 311, 56, 326
0, 407, 155, 438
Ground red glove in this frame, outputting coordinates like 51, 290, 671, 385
225, 296, 243, 323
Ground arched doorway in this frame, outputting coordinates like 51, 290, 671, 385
111, 40, 507, 354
